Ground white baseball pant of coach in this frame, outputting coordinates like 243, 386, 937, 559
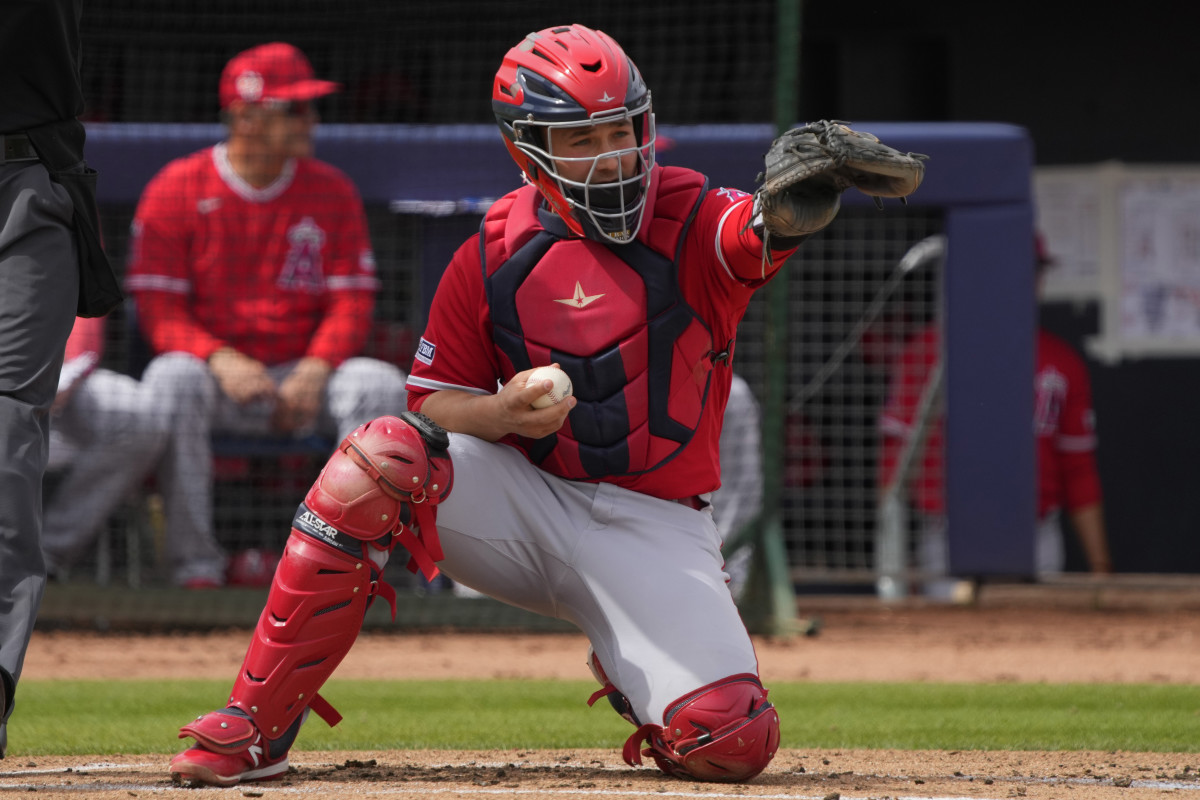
44, 353, 408, 586
42, 366, 171, 576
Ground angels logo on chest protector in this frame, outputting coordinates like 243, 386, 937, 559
277, 216, 327, 292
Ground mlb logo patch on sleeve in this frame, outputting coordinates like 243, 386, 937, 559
416, 337, 436, 366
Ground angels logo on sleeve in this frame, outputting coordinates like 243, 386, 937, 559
716, 187, 750, 204
276, 216, 326, 292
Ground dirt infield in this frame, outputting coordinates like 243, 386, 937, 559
10, 582, 1200, 799
7, 749, 1200, 800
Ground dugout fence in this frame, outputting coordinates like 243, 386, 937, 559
40, 1, 1039, 632
40, 120, 1036, 632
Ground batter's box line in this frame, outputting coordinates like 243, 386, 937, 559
0, 760, 159, 777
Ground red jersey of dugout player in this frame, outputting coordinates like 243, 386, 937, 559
127, 45, 377, 372
168, 24, 924, 790
124, 42, 407, 588
879, 234, 1112, 577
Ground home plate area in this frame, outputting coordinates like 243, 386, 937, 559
3, 749, 1197, 800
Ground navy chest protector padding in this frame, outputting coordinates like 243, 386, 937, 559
481, 167, 714, 480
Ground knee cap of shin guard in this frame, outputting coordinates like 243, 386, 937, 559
646, 675, 780, 782
305, 415, 443, 541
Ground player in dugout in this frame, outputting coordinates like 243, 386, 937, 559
124, 42, 408, 588
168, 23, 925, 786
879, 233, 1112, 599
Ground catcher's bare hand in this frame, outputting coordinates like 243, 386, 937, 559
499, 365, 576, 440
755, 120, 928, 239
417, 367, 576, 443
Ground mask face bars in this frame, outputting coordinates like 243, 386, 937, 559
512, 105, 657, 243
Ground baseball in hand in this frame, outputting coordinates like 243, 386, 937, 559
525, 366, 573, 409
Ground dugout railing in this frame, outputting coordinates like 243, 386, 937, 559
38, 121, 1036, 630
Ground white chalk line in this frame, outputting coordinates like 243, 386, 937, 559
0, 759, 158, 776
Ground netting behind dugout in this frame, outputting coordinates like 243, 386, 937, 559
79, 1, 777, 125
742, 209, 944, 586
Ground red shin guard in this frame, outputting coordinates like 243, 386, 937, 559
226, 529, 378, 737
307, 413, 453, 580
189, 414, 454, 749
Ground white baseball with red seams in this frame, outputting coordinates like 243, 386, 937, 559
525, 366, 573, 409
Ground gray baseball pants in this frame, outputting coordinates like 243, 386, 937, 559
431, 434, 759, 726
0, 161, 79, 753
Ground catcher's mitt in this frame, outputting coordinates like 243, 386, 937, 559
754, 120, 928, 240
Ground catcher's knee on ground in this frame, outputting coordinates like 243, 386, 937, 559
620, 674, 779, 783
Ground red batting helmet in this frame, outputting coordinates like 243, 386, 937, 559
492, 24, 656, 244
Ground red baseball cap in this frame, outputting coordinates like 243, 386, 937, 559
219, 42, 340, 109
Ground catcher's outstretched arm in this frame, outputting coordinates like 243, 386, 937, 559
722, 195, 807, 283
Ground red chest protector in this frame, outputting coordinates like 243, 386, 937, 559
482, 166, 717, 480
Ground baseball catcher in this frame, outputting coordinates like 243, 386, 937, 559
168, 26, 929, 790
751, 120, 927, 255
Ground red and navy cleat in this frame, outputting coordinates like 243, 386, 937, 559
169, 709, 289, 787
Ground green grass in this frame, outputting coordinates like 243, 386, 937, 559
11, 679, 1200, 756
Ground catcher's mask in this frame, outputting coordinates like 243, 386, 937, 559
492, 23, 656, 245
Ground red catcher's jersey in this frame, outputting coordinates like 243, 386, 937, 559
407, 166, 797, 500
879, 325, 1102, 517
125, 144, 379, 366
